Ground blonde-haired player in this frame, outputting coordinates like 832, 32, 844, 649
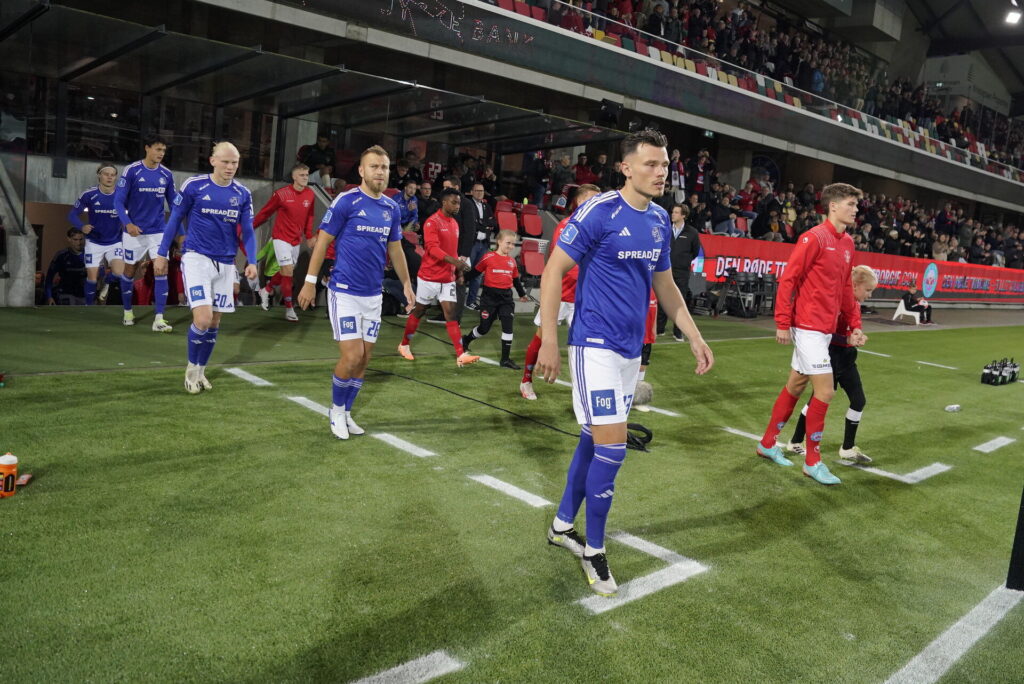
781, 264, 877, 463
156, 141, 258, 393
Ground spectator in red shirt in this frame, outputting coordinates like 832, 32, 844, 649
573, 153, 599, 185
253, 163, 317, 321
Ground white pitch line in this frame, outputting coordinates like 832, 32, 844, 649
554, 378, 572, 387
373, 433, 436, 458
225, 367, 274, 386
705, 335, 775, 342
917, 361, 958, 370
839, 459, 952, 484
722, 426, 761, 441
478, 356, 500, 366
353, 649, 466, 684
610, 531, 687, 564
646, 406, 682, 417
287, 396, 330, 417
468, 474, 553, 508
884, 585, 1023, 684
973, 436, 1016, 453
578, 560, 709, 615
859, 349, 892, 358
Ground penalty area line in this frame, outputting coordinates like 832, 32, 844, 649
973, 436, 1016, 453
352, 649, 466, 684
467, 474, 553, 508
884, 585, 1023, 684
859, 349, 891, 357
917, 360, 958, 370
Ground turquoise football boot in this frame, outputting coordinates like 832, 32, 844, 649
803, 462, 842, 485
756, 443, 793, 466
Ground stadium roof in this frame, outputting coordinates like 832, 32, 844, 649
0, 0, 624, 154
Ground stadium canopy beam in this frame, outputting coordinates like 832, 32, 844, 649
404, 112, 540, 139
460, 124, 585, 147
281, 83, 418, 120
0, 0, 48, 44
928, 34, 1024, 56
496, 133, 626, 155
919, 0, 967, 36
59, 25, 167, 82
216, 65, 345, 109
143, 45, 263, 96
345, 97, 484, 129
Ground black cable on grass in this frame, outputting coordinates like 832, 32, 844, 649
364, 365, 577, 437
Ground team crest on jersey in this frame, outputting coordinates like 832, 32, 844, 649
590, 389, 616, 417
229, 196, 239, 207
303, 200, 310, 207
189, 285, 205, 301
561, 224, 579, 245
844, 250, 851, 263
159, 177, 167, 185
382, 210, 392, 223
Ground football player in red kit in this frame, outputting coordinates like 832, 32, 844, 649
462, 230, 530, 367
253, 163, 316, 321
520, 183, 601, 400
756, 183, 865, 485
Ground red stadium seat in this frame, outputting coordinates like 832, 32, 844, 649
514, 1, 530, 16
522, 250, 546, 277
694, 61, 708, 76
521, 239, 541, 252
341, 184, 358, 192
495, 200, 515, 214
520, 203, 539, 215
497, 0, 514, 11
497, 210, 518, 233
383, 188, 400, 198
530, 6, 546, 22
522, 213, 543, 237
735, 217, 749, 235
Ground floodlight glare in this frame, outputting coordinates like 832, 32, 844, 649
1007, 10, 1022, 24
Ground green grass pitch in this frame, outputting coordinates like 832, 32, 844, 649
0, 306, 1021, 682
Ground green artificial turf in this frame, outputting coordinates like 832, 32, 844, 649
0, 307, 1021, 682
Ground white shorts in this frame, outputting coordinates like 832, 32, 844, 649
272, 239, 301, 267
415, 279, 457, 305
568, 345, 642, 426
84, 241, 123, 269
121, 232, 162, 265
181, 252, 236, 313
533, 301, 575, 327
328, 290, 382, 343
791, 327, 833, 375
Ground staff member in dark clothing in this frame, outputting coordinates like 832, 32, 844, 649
657, 204, 701, 341
902, 284, 934, 324
45, 228, 87, 305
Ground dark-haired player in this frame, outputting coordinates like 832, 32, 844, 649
398, 188, 479, 367
536, 130, 714, 596
115, 135, 178, 330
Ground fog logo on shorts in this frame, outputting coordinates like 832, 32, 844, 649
339, 316, 357, 332
590, 389, 616, 417
189, 285, 205, 300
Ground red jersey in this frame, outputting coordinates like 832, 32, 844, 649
552, 217, 579, 302
253, 185, 315, 245
419, 210, 460, 283
774, 220, 859, 335
643, 290, 657, 345
476, 251, 520, 290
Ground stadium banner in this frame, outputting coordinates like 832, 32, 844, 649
698, 235, 1024, 303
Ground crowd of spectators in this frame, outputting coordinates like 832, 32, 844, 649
508, 0, 1024, 172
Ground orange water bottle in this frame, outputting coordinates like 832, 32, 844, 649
0, 453, 17, 498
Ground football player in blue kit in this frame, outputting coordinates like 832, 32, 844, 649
536, 130, 715, 596
114, 136, 178, 331
297, 145, 415, 440
67, 164, 124, 305
155, 142, 257, 394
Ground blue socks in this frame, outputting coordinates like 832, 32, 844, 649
332, 376, 365, 411
584, 442, 626, 550
154, 275, 168, 316
556, 426, 594, 527
188, 324, 205, 364
196, 328, 218, 366
346, 378, 363, 411
85, 279, 97, 305
120, 275, 134, 310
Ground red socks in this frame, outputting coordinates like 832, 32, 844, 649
281, 275, 293, 308
401, 315, 420, 346
523, 334, 542, 382
761, 387, 800, 449
804, 396, 829, 466
446, 320, 465, 356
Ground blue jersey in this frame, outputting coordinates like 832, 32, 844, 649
558, 191, 672, 358
68, 187, 121, 246
320, 188, 402, 297
114, 161, 178, 234
158, 175, 256, 265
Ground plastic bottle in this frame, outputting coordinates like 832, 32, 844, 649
0, 453, 17, 498
982, 362, 992, 384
